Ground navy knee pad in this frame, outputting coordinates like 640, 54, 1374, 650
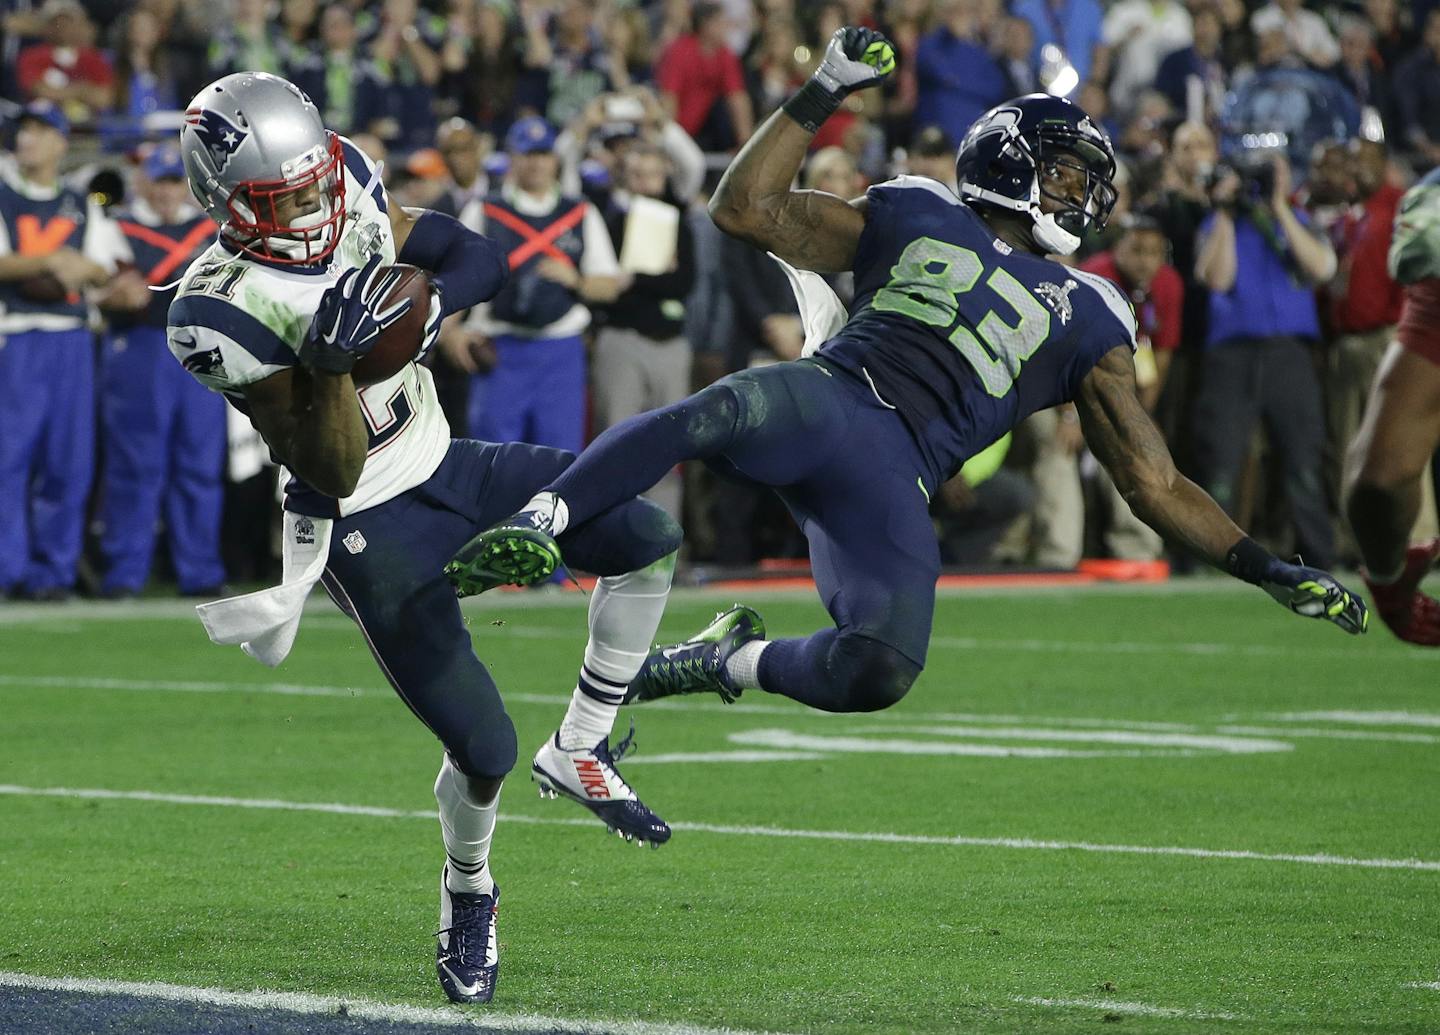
446, 712, 518, 781
827, 634, 922, 712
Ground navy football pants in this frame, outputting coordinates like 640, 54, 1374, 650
0, 328, 94, 594
99, 327, 227, 594
321, 439, 681, 780
548, 359, 941, 712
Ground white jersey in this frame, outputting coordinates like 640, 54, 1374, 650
166, 137, 448, 518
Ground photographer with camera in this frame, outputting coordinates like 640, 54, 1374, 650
1191, 148, 1337, 567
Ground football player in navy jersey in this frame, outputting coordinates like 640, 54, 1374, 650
451, 28, 1368, 717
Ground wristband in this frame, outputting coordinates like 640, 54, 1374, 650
1226, 536, 1278, 585
782, 79, 842, 135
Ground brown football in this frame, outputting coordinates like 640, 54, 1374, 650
351, 264, 432, 386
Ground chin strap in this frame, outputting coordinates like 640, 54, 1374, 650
1030, 209, 1081, 256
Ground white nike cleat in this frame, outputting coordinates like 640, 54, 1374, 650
531, 725, 671, 847
435, 866, 499, 1004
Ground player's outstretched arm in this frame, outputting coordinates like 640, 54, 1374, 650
709, 27, 894, 273
1077, 345, 1368, 635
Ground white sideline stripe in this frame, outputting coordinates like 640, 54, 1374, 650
1011, 995, 1238, 1021
1217, 725, 1440, 745
0, 674, 367, 698
0, 971, 774, 1035
730, 729, 1188, 759
846, 724, 1292, 754
1270, 711, 1440, 728
4, 784, 1439, 874
1405, 981, 1440, 990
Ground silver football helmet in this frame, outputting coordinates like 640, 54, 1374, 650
181, 72, 346, 265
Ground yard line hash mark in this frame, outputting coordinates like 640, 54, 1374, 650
3, 784, 1439, 873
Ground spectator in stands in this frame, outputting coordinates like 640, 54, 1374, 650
1249, 0, 1338, 69
655, 2, 753, 152
593, 140, 697, 518
747, 16, 807, 120
468, 117, 623, 452
1155, 121, 1215, 354
281, 0, 320, 50
209, 0, 290, 77
1080, 213, 1184, 561
111, 6, 179, 128
1010, 0, 1104, 94
0, 102, 115, 600
1154, 2, 1227, 124
1335, 17, 1394, 139
912, 0, 1009, 148
932, 434, 1036, 567
905, 126, 957, 191
93, 147, 227, 599
1395, 10, 1440, 168
16, 0, 115, 122
555, 87, 705, 206
1321, 138, 1404, 536
1192, 150, 1337, 567
519, 0, 624, 131
434, 117, 491, 228
451, 0, 524, 136
288, 4, 386, 138
995, 15, 1038, 97
362, 0, 443, 151
1099, 0, 1190, 121
1365, 0, 1408, 72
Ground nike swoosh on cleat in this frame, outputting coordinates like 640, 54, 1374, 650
659, 646, 688, 660
438, 961, 485, 998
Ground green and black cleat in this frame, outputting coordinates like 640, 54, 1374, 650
445, 520, 562, 598
624, 604, 767, 705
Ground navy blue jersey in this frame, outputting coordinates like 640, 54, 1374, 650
0, 175, 91, 327
818, 176, 1136, 480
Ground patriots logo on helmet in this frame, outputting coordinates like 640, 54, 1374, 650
184, 108, 247, 171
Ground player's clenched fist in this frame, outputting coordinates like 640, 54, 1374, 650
814, 27, 896, 96
783, 27, 896, 133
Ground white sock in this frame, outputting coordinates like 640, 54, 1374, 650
434, 755, 498, 895
557, 554, 676, 749
522, 491, 570, 536
724, 639, 770, 689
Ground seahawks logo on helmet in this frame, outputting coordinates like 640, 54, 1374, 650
184, 108, 248, 171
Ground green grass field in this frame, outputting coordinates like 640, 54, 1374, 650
3, 581, 1440, 1033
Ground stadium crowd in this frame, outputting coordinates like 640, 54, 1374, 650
0, 0, 1433, 598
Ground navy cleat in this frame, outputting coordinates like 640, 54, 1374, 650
435, 867, 500, 1004
445, 509, 561, 598
531, 723, 671, 848
625, 605, 766, 705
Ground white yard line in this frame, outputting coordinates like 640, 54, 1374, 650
1404, 981, 1440, 990
3, 783, 1438, 874
0, 971, 776, 1035
1010, 995, 1238, 1021
1267, 711, 1440, 728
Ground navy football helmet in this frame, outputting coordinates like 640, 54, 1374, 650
955, 94, 1118, 256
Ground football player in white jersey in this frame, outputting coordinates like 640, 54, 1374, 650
167, 72, 686, 1005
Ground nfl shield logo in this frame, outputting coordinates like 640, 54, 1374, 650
342, 531, 367, 555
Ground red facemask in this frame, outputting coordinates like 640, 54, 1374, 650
226, 133, 347, 265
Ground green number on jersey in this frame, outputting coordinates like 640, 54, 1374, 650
871, 237, 1051, 398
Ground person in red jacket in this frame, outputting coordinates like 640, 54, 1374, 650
15, 0, 115, 122
1322, 138, 1405, 515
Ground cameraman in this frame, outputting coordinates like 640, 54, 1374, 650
1192, 150, 1337, 567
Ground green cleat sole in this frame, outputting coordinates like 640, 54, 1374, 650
446, 528, 562, 597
